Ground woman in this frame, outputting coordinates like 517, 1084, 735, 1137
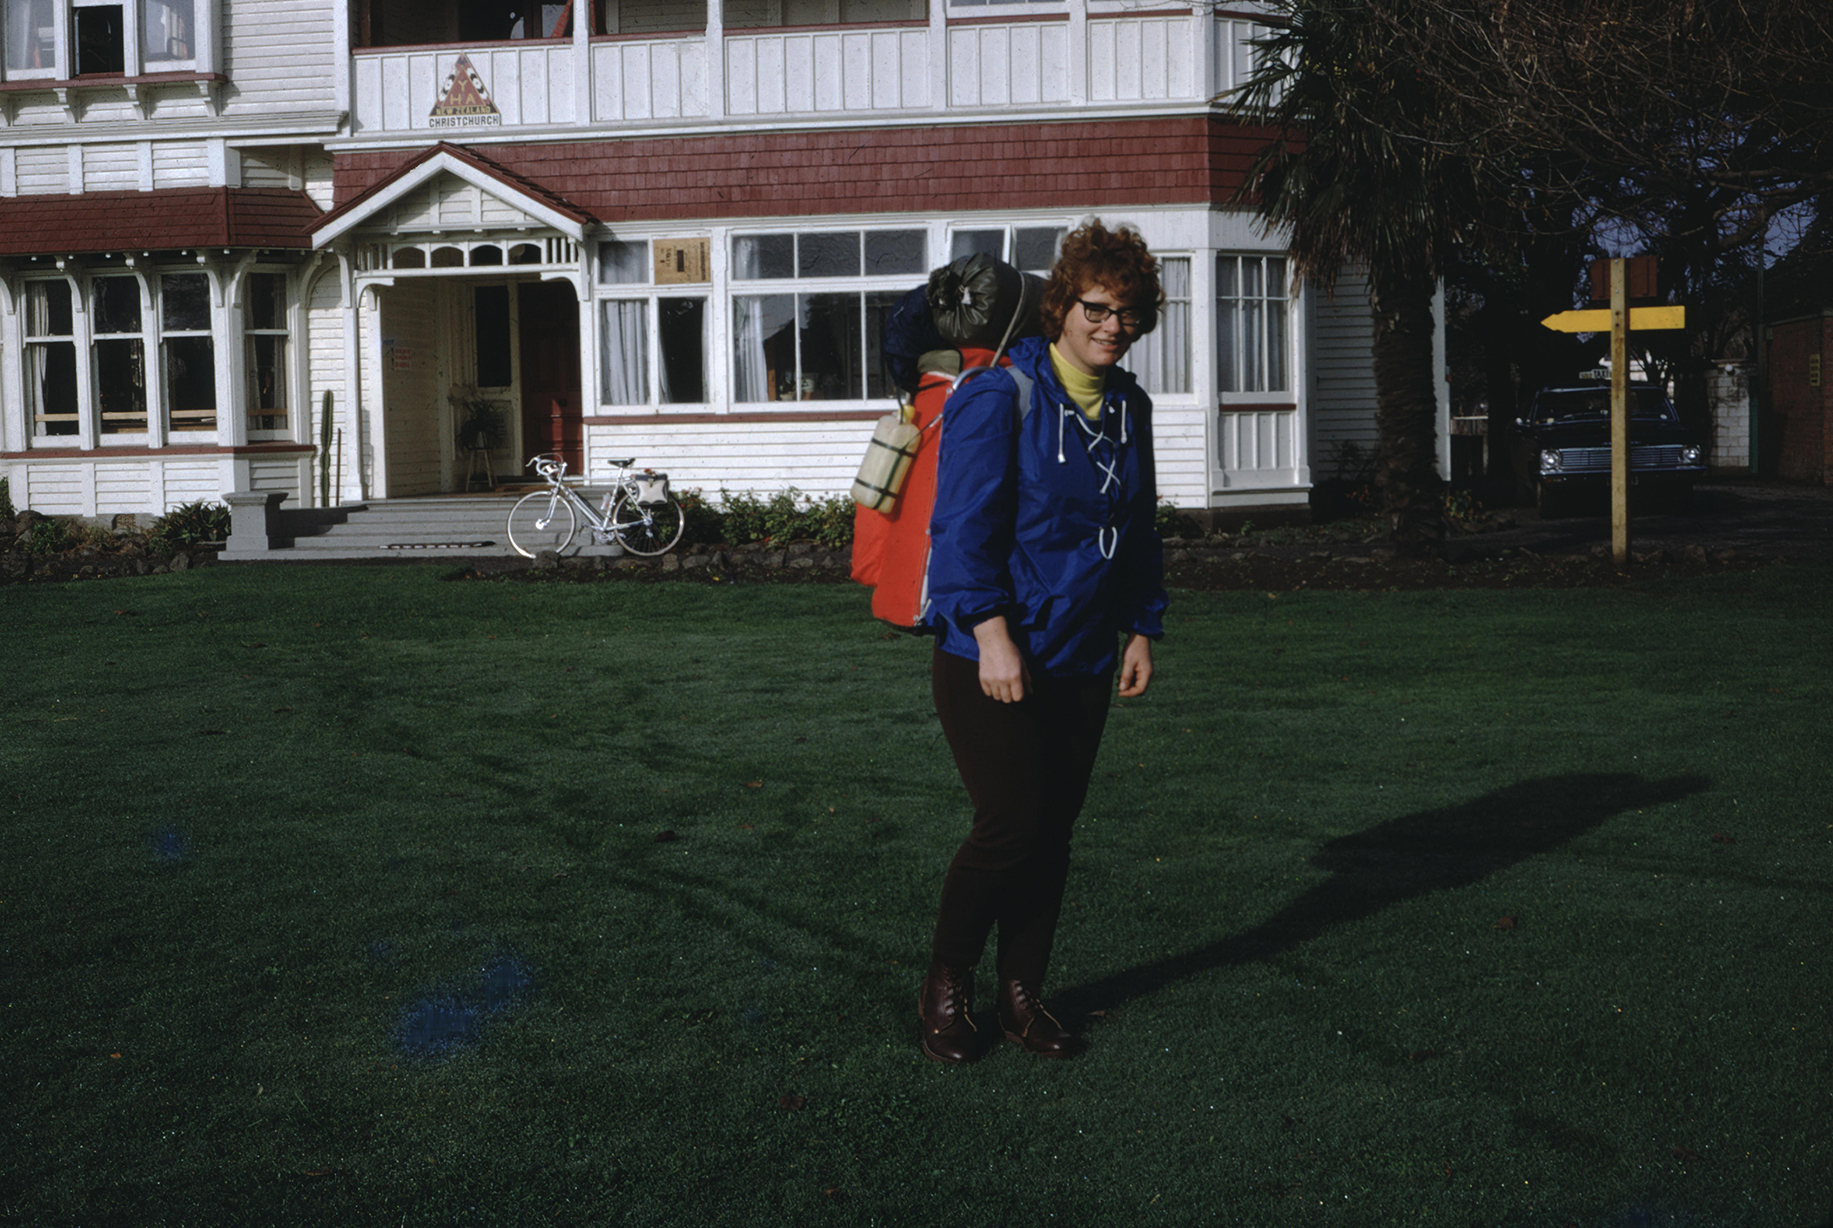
919, 220, 1168, 1063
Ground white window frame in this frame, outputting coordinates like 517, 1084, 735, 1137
593, 238, 714, 410
23, 276, 81, 442
90, 271, 152, 440
243, 268, 290, 440
158, 269, 216, 436
944, 223, 1066, 274
1215, 251, 1293, 402
2, 0, 208, 82
727, 227, 927, 407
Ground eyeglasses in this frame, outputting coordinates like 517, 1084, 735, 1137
1076, 299, 1145, 330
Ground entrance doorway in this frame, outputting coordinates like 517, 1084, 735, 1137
518, 281, 581, 474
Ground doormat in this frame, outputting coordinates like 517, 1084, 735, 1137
383, 542, 497, 550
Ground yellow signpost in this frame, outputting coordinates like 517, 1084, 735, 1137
1539, 260, 1686, 565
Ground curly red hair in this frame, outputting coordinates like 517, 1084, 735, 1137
1039, 220, 1163, 340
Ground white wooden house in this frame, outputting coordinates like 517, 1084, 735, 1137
0, 0, 1445, 519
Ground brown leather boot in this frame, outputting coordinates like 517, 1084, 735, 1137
997, 979, 1076, 1057
918, 961, 983, 1064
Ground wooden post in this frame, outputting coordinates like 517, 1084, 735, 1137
1610, 257, 1629, 566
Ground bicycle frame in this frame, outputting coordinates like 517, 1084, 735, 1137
512, 454, 682, 557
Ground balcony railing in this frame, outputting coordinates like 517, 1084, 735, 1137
349, 12, 1271, 137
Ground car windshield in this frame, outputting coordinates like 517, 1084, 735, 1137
1531, 388, 1675, 423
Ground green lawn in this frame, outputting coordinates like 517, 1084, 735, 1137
2, 565, 1829, 1227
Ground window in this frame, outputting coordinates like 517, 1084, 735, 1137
1130, 256, 1190, 395
4, 0, 199, 78
729, 230, 925, 404
475, 285, 513, 388
5, 0, 55, 72
595, 239, 711, 407
599, 297, 707, 406
73, 0, 122, 75
161, 272, 214, 433
949, 226, 1065, 273
93, 275, 147, 434
244, 272, 287, 434
140, 0, 192, 63
25, 279, 77, 438
1217, 254, 1289, 394
362, 0, 570, 48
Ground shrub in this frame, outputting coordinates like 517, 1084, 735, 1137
0, 476, 14, 521
674, 489, 725, 547
23, 517, 71, 555
147, 500, 230, 553
1155, 500, 1202, 540
716, 489, 771, 545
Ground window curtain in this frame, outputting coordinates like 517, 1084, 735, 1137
1132, 257, 1189, 395
141, 0, 193, 62
732, 297, 770, 403
6, 0, 54, 71
599, 300, 648, 405
731, 238, 769, 403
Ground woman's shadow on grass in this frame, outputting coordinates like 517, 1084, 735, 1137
1055, 771, 1709, 1016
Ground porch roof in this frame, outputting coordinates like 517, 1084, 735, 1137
309, 142, 594, 248
0, 187, 320, 257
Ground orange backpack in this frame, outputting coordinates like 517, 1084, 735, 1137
851, 347, 1023, 628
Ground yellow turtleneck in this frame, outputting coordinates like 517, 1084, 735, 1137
1049, 343, 1106, 423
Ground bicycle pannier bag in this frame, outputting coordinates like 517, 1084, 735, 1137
632, 473, 670, 505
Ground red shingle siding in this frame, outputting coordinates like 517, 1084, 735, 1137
0, 187, 319, 256
331, 118, 1273, 223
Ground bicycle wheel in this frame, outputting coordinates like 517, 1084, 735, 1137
612, 494, 685, 556
507, 490, 578, 558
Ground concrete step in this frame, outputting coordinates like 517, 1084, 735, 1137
219, 494, 626, 561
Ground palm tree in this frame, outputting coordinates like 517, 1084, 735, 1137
1229, 1, 1477, 542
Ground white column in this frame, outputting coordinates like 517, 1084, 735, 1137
332, 0, 351, 125
195, 0, 219, 76
0, 277, 23, 453
574, 0, 592, 124
1191, 6, 1214, 102
1067, 0, 1087, 105
928, 0, 946, 113
212, 263, 244, 447
705, 0, 727, 121
68, 273, 96, 450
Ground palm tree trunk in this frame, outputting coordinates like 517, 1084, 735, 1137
1369, 264, 1445, 542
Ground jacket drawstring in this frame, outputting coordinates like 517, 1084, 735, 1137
1057, 405, 1067, 464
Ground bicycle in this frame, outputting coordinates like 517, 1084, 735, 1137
506, 454, 686, 559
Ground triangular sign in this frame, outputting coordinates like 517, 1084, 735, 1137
431, 54, 500, 123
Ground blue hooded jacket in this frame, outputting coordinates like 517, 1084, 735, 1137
926, 334, 1168, 676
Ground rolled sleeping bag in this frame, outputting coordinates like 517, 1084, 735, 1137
881, 283, 949, 397
925, 254, 1045, 349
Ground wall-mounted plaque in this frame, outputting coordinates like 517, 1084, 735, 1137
654, 238, 711, 285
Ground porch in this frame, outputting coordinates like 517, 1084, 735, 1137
345, 1, 1275, 139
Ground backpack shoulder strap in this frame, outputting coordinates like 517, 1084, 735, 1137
1008, 368, 1035, 423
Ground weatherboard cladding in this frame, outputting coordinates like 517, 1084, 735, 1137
0, 187, 320, 256
330, 118, 1271, 222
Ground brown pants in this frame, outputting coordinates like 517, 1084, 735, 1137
928, 645, 1113, 985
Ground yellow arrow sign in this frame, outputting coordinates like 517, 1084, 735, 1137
1540, 305, 1687, 333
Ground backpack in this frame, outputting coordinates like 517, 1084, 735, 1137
852, 378, 1038, 630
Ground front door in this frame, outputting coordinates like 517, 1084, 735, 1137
518, 281, 582, 474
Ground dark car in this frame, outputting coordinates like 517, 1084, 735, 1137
1509, 383, 1705, 517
